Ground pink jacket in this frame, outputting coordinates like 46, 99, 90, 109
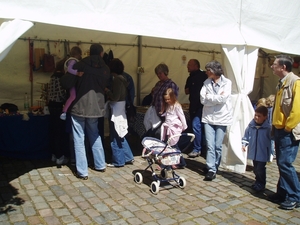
161, 102, 188, 146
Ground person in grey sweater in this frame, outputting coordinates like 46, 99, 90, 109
70, 44, 110, 180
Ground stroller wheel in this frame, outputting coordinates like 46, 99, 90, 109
151, 181, 160, 194
134, 172, 143, 184
178, 177, 186, 188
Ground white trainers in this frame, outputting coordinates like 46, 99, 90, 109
51, 154, 56, 162
269, 154, 274, 162
56, 155, 69, 165
60, 112, 66, 120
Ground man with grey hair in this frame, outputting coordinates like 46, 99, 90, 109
268, 55, 300, 210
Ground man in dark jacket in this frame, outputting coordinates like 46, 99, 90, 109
70, 44, 110, 180
185, 59, 208, 158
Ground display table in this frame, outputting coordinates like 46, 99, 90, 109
0, 114, 50, 159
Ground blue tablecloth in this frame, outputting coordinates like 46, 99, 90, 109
0, 114, 50, 159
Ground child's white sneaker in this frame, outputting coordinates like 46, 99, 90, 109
60, 112, 66, 120
269, 154, 274, 162
56, 155, 68, 165
51, 154, 56, 162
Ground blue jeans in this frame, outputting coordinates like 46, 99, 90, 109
274, 128, 300, 202
72, 115, 106, 176
204, 123, 227, 173
271, 138, 275, 156
110, 121, 134, 166
191, 108, 204, 153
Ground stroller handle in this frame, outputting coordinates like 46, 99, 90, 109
166, 133, 195, 145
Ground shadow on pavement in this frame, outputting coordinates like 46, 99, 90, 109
0, 157, 52, 214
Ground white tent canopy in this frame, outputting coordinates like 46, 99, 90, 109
1, 0, 300, 173
0, 19, 33, 61
1, 0, 300, 54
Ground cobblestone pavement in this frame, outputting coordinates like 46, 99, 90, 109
1, 134, 300, 225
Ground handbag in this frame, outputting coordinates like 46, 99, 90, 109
43, 54, 55, 72
59, 72, 78, 90
143, 105, 161, 131
121, 74, 136, 121
43, 40, 55, 72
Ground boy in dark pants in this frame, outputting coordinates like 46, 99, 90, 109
242, 106, 271, 192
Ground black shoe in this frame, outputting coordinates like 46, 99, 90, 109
267, 193, 285, 203
125, 159, 135, 165
93, 167, 106, 172
75, 173, 88, 180
107, 163, 124, 168
78, 175, 88, 180
188, 151, 200, 158
279, 200, 300, 210
204, 171, 216, 181
251, 183, 265, 193
202, 167, 208, 175
73, 171, 88, 180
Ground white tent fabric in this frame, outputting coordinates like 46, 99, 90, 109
0, 19, 33, 61
221, 45, 258, 172
1, 0, 300, 173
1, 0, 300, 54
0, 1, 244, 46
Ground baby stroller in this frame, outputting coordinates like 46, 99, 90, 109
134, 133, 195, 194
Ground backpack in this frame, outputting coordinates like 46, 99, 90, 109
121, 74, 136, 121
0, 103, 18, 114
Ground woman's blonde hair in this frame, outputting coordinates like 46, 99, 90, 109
256, 98, 266, 108
265, 94, 275, 107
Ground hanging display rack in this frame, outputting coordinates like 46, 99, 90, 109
18, 37, 221, 54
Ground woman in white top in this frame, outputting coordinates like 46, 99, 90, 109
200, 60, 233, 181
105, 58, 134, 167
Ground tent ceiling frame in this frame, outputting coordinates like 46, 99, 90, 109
18, 36, 221, 105
18, 37, 221, 54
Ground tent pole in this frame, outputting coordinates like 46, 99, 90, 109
259, 77, 264, 99
28, 38, 34, 108
137, 35, 142, 105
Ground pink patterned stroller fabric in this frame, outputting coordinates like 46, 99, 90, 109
135, 133, 195, 194
142, 137, 182, 166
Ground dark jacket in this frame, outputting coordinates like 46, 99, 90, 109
70, 55, 110, 118
185, 70, 207, 118
106, 74, 127, 102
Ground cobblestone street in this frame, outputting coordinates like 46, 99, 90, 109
1, 134, 300, 225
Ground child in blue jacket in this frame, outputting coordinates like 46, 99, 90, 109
242, 106, 271, 192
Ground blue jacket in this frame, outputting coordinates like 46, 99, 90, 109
242, 119, 271, 162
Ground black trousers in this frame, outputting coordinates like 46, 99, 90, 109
48, 101, 70, 158
253, 160, 266, 186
